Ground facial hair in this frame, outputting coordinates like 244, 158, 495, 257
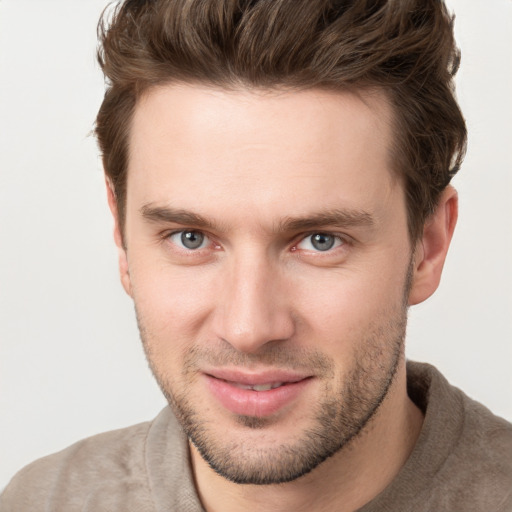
137, 263, 413, 485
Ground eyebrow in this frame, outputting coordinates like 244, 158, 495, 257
140, 203, 375, 233
140, 204, 222, 231
276, 209, 375, 233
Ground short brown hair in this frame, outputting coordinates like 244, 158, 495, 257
95, 0, 467, 241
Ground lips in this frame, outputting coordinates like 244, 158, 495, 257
203, 369, 311, 418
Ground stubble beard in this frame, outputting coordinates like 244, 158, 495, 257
137, 306, 408, 486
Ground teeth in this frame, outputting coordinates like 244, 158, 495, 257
231, 382, 284, 391
251, 383, 281, 391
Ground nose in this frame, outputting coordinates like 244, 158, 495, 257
212, 253, 295, 354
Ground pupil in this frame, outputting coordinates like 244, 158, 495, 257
181, 231, 204, 249
311, 233, 334, 251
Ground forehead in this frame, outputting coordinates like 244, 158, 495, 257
127, 84, 400, 226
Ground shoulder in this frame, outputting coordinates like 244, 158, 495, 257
454, 391, 512, 502
0, 420, 154, 512
428, 363, 512, 479
408, 362, 512, 511
433, 389, 512, 511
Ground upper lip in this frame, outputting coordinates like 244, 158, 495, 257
203, 368, 311, 386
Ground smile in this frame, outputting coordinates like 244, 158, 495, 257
203, 371, 312, 418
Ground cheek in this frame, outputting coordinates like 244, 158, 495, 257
294, 263, 408, 343
129, 258, 216, 352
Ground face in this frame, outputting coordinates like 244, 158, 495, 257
120, 84, 414, 484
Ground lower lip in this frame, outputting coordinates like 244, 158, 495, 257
205, 375, 311, 417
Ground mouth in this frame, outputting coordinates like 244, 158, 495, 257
203, 369, 312, 418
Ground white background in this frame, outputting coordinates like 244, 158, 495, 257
0, 0, 511, 490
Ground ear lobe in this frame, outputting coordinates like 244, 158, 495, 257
105, 179, 133, 297
408, 186, 458, 306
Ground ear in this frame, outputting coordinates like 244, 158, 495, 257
105, 178, 132, 297
408, 186, 458, 306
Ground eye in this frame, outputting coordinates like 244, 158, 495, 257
169, 230, 210, 250
296, 233, 344, 252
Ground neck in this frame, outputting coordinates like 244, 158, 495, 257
190, 360, 423, 512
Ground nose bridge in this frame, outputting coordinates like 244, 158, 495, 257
214, 247, 294, 353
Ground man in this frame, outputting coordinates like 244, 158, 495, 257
1, 0, 511, 510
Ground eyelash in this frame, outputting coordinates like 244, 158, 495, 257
293, 232, 346, 253
164, 230, 218, 253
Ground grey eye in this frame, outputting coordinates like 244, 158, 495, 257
310, 233, 335, 251
296, 232, 343, 252
169, 230, 208, 250
181, 231, 205, 249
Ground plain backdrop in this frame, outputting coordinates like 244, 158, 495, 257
0, 0, 511, 490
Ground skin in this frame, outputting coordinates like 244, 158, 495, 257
107, 84, 457, 511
